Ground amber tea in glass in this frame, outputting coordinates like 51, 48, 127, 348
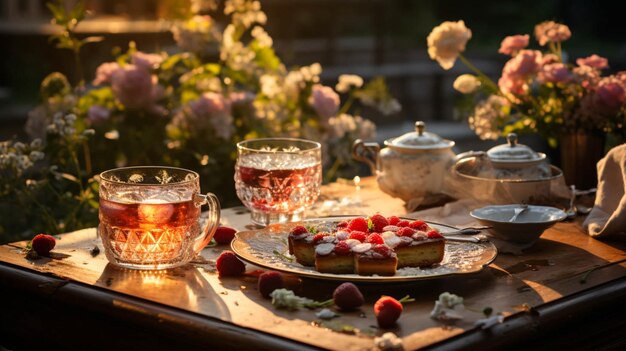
99, 166, 220, 270
235, 138, 322, 226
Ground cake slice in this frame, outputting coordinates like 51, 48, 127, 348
314, 242, 354, 274
354, 244, 398, 276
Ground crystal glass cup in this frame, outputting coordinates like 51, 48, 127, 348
235, 138, 322, 226
98, 166, 220, 270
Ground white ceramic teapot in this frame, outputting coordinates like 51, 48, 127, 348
352, 121, 456, 203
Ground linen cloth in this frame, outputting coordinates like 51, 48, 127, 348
583, 143, 626, 238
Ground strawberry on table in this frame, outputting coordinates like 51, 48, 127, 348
333, 282, 364, 311
213, 226, 237, 245
216, 251, 246, 276
31, 234, 56, 256
374, 296, 403, 328
258, 271, 284, 298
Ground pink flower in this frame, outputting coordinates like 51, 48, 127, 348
534, 21, 571, 46
110, 64, 163, 112
498, 34, 529, 55
573, 65, 601, 90
576, 54, 609, 70
87, 105, 110, 125
498, 50, 542, 95
498, 75, 527, 95
308, 84, 339, 121
592, 77, 626, 115
131, 52, 163, 71
502, 50, 542, 78
93, 62, 121, 86
188, 92, 234, 139
538, 63, 571, 84
541, 54, 560, 65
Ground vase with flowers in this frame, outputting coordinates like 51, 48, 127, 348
427, 20, 625, 189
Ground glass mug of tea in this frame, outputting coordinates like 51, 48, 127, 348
234, 138, 322, 226
98, 166, 220, 270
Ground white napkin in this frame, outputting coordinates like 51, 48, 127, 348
583, 143, 626, 238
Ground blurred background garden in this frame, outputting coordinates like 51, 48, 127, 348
1, 0, 625, 242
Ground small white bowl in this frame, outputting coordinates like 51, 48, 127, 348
470, 205, 567, 244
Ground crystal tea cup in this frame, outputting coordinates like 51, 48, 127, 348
98, 166, 220, 270
234, 138, 322, 226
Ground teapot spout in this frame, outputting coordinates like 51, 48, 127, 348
352, 139, 380, 175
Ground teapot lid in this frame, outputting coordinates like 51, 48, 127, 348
385, 121, 455, 150
486, 133, 546, 163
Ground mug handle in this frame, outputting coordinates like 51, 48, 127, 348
193, 192, 221, 254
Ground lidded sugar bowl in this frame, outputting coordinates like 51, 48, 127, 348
352, 121, 456, 203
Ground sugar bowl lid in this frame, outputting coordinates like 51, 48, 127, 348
487, 133, 546, 164
385, 121, 455, 150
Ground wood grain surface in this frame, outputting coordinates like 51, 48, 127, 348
1, 177, 625, 350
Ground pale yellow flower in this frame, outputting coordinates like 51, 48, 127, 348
427, 20, 472, 70
453, 74, 481, 94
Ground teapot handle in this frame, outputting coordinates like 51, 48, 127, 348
352, 139, 380, 175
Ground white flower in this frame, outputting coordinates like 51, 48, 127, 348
260, 74, 281, 98
468, 95, 510, 140
427, 20, 472, 70
251, 26, 273, 47
224, 0, 267, 29
328, 114, 357, 138
430, 292, 465, 321
335, 74, 364, 93
374, 332, 403, 350
29, 151, 45, 162
269, 289, 314, 310
378, 98, 402, 115
453, 74, 481, 94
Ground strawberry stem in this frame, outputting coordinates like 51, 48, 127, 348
398, 295, 415, 304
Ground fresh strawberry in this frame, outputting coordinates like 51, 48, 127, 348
396, 220, 410, 227
31, 234, 55, 256
347, 217, 369, 232
408, 220, 428, 231
427, 230, 444, 239
369, 214, 389, 232
374, 296, 402, 328
290, 225, 308, 235
397, 227, 416, 237
334, 241, 352, 255
313, 233, 330, 243
366, 233, 384, 245
213, 226, 237, 245
387, 216, 401, 226
333, 282, 364, 311
349, 231, 368, 242
336, 220, 349, 229
216, 251, 246, 276
258, 271, 284, 298
374, 296, 403, 328
372, 244, 393, 258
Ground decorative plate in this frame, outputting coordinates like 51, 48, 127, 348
231, 216, 498, 283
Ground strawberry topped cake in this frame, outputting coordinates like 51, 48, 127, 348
287, 214, 445, 276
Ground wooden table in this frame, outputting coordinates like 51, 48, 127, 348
1, 177, 626, 350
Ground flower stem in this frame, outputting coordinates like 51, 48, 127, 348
458, 54, 500, 93
338, 96, 355, 115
